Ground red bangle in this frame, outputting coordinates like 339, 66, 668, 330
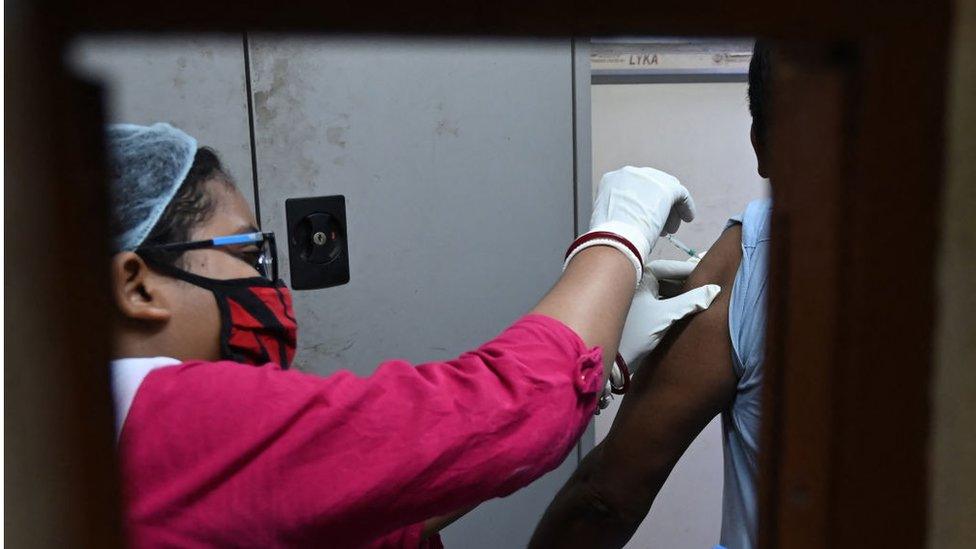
611, 353, 631, 395
565, 231, 644, 266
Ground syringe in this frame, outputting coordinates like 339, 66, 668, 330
665, 233, 699, 258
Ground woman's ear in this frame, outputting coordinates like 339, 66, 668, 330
750, 124, 769, 179
111, 252, 173, 323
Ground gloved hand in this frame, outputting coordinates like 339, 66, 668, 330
647, 252, 706, 298
617, 268, 720, 367
591, 166, 696, 260
648, 250, 705, 282
566, 166, 696, 286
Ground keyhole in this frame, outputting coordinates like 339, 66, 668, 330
293, 212, 343, 265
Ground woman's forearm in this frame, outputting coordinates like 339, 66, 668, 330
531, 246, 635, 377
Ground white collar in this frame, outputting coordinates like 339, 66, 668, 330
110, 356, 181, 439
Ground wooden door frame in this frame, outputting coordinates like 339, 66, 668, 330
6, 1, 950, 547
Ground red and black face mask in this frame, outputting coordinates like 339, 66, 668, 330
143, 259, 298, 368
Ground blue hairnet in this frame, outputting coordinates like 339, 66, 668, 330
107, 123, 197, 251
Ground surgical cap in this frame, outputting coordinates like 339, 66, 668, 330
106, 123, 197, 251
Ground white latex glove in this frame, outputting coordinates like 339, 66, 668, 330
617, 269, 721, 367
590, 166, 697, 267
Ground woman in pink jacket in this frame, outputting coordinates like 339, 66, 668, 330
107, 123, 718, 547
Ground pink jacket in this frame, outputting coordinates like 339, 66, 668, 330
118, 314, 603, 547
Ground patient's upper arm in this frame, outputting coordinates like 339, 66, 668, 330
590, 225, 744, 514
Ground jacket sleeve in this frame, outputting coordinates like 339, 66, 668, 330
120, 314, 603, 548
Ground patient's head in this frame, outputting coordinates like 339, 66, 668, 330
748, 41, 772, 178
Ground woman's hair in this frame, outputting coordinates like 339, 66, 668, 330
138, 147, 233, 266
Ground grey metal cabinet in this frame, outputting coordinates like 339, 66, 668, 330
247, 36, 585, 547
69, 35, 256, 210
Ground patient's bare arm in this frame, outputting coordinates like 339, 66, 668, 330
529, 225, 743, 549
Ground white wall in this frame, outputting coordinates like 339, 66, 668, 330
592, 81, 767, 548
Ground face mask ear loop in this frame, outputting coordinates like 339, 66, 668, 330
136, 253, 206, 286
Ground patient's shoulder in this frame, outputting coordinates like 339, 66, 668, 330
684, 224, 743, 292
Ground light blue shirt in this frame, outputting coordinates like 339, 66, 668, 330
720, 198, 771, 549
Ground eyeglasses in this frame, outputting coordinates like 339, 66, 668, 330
137, 231, 279, 282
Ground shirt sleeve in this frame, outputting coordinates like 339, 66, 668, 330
120, 314, 603, 548
727, 198, 771, 381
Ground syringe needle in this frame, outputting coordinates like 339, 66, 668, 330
665, 233, 698, 257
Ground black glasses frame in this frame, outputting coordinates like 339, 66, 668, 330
136, 231, 279, 281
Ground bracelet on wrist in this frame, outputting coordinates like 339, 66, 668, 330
564, 232, 644, 288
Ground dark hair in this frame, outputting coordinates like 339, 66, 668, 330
748, 41, 772, 148
138, 147, 233, 266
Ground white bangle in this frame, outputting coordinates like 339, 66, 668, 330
564, 238, 643, 289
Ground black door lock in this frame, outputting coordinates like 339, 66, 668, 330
285, 195, 350, 290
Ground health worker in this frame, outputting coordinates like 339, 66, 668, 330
106, 123, 720, 547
